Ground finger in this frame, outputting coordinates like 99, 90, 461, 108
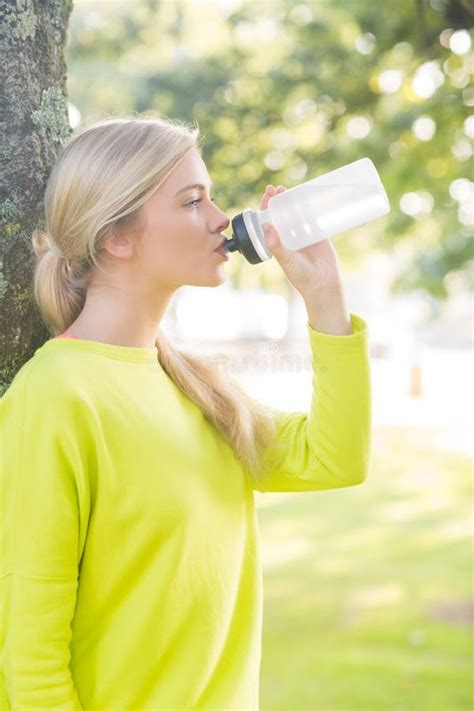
262, 224, 296, 272
260, 185, 277, 210
262, 185, 286, 208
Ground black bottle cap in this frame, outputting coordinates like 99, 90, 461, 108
223, 236, 239, 253
224, 212, 263, 264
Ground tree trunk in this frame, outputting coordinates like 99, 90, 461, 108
0, 0, 73, 396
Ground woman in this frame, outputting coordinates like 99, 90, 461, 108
0, 115, 371, 710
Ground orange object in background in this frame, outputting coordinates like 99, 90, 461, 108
409, 361, 423, 397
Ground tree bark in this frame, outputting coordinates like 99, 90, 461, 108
0, 0, 73, 395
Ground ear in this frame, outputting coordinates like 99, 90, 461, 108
102, 229, 135, 260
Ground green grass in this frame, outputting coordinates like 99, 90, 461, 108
257, 426, 473, 711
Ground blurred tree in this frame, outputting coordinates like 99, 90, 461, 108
63, 0, 473, 303
0, 0, 73, 395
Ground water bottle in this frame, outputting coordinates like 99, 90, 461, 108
223, 157, 390, 264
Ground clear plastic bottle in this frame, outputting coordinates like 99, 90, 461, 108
223, 157, 390, 264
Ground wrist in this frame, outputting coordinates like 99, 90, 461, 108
303, 285, 353, 335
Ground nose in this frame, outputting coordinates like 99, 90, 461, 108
210, 204, 231, 233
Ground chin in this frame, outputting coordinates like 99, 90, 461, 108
211, 269, 227, 286
189, 268, 227, 288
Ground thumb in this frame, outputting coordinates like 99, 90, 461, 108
262, 223, 282, 254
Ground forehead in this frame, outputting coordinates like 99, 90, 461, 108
164, 148, 211, 192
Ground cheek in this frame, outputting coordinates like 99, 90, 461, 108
138, 212, 208, 273
140, 221, 180, 261
139, 230, 187, 277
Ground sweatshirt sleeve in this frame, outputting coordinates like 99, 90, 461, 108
0, 365, 89, 709
251, 312, 372, 493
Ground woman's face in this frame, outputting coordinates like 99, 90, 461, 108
133, 147, 231, 290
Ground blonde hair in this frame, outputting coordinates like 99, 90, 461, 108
32, 114, 276, 485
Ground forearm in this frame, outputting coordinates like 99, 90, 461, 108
303, 284, 353, 336
252, 311, 371, 492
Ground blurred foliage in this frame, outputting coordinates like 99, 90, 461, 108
66, 0, 473, 301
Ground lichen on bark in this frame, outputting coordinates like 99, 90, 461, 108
0, 260, 7, 299
31, 86, 71, 144
0, 199, 22, 236
0, 198, 21, 224
0, 0, 37, 41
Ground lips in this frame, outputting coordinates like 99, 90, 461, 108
214, 238, 228, 254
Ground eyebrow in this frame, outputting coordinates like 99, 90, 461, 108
174, 182, 213, 197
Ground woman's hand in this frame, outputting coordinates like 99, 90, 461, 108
260, 184, 345, 299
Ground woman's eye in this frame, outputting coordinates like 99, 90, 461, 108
186, 197, 216, 208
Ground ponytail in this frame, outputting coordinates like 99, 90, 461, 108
155, 331, 276, 482
32, 229, 89, 336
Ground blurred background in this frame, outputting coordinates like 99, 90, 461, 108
66, 1, 472, 708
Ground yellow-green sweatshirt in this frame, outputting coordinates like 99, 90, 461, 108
0, 312, 371, 710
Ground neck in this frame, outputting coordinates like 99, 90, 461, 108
68, 281, 176, 349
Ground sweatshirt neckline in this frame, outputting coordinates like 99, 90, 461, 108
38, 336, 159, 363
